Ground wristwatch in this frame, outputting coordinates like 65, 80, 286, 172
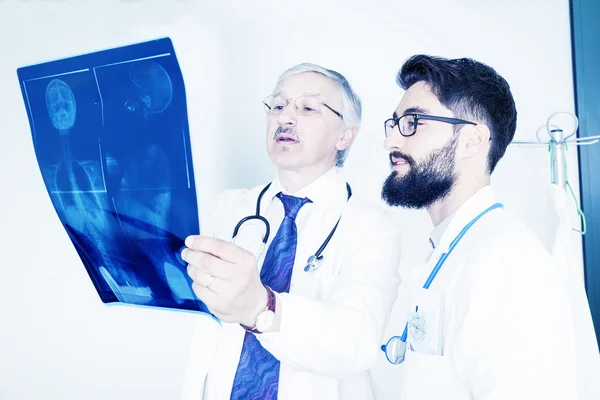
241, 285, 276, 334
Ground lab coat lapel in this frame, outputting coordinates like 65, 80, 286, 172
435, 186, 498, 254
207, 323, 246, 399
410, 186, 499, 289
205, 192, 261, 399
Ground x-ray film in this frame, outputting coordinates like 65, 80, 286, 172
17, 38, 213, 317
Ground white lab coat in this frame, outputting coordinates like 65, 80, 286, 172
545, 184, 600, 400
396, 186, 582, 400
181, 167, 402, 400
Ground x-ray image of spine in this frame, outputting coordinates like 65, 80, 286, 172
124, 60, 173, 118
45, 79, 153, 304
110, 143, 196, 304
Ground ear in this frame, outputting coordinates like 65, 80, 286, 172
336, 126, 357, 151
461, 124, 491, 158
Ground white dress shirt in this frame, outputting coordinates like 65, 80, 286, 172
181, 167, 402, 400
396, 185, 581, 400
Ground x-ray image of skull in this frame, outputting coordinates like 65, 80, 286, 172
45, 78, 77, 133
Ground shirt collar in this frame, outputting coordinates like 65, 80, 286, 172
259, 166, 349, 212
431, 185, 498, 253
428, 211, 455, 249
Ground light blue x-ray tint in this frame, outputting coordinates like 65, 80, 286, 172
17, 38, 214, 317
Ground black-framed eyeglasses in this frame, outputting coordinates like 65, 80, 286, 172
384, 113, 477, 137
263, 94, 343, 120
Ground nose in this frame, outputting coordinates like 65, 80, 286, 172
277, 103, 298, 128
383, 127, 406, 152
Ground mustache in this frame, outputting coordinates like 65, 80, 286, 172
273, 127, 301, 142
389, 151, 415, 167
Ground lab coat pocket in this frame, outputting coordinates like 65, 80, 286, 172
407, 288, 445, 357
402, 349, 458, 399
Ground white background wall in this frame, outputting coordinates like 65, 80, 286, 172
0, 0, 583, 399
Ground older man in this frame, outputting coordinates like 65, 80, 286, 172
181, 63, 402, 400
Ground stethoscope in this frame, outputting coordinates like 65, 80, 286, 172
381, 202, 503, 364
231, 182, 352, 272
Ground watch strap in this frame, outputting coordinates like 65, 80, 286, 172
241, 284, 276, 334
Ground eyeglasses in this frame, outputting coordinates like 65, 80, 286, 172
384, 113, 477, 137
263, 94, 343, 120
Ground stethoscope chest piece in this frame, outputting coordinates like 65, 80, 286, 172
304, 255, 324, 272
382, 336, 407, 365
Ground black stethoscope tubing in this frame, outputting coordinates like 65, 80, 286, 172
231, 182, 352, 271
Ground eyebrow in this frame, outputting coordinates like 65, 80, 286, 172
393, 106, 430, 119
402, 106, 430, 115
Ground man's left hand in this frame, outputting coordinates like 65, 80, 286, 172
182, 235, 267, 326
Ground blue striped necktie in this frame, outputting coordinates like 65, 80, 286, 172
230, 192, 311, 400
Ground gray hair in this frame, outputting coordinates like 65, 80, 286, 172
273, 63, 362, 167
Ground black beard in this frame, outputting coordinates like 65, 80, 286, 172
381, 136, 458, 209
